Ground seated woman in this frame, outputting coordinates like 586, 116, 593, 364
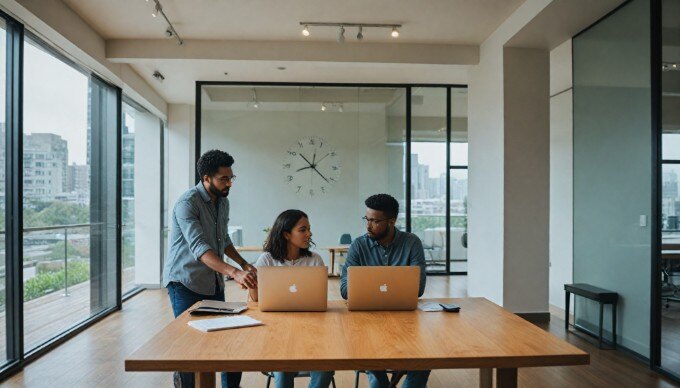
250, 209, 334, 388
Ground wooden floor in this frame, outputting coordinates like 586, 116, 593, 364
1, 276, 678, 387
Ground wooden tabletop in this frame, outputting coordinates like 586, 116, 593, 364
125, 298, 588, 373
234, 246, 263, 252
324, 245, 349, 251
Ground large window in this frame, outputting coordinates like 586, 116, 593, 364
22, 36, 119, 353
0, 17, 7, 365
122, 99, 163, 295
198, 84, 467, 275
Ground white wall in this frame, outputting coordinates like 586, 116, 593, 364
548, 39, 573, 310
167, 104, 196, 209
200, 109, 396, 265
467, 41, 505, 306
503, 47, 550, 314
133, 111, 162, 287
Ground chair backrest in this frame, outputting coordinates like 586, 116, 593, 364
339, 233, 352, 244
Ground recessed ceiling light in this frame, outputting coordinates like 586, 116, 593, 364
277, 67, 286, 70
224, 72, 228, 76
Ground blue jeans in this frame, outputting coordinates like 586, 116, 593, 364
273, 371, 334, 388
167, 281, 242, 388
366, 370, 430, 388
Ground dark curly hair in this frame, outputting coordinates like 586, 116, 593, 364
196, 150, 234, 178
264, 210, 313, 263
365, 193, 399, 219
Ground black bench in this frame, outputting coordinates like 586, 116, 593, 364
564, 283, 618, 349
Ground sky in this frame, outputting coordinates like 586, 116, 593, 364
0, 33, 88, 165
412, 142, 468, 178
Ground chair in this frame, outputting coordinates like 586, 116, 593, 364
339, 233, 352, 244
262, 371, 336, 388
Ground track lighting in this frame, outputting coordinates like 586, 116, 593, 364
299, 22, 402, 42
337, 26, 345, 44
149, 1, 183, 45
321, 103, 327, 111
250, 89, 260, 109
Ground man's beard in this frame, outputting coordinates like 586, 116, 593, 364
209, 181, 229, 197
368, 228, 389, 241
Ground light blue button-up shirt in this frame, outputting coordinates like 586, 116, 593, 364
162, 182, 233, 295
340, 228, 427, 299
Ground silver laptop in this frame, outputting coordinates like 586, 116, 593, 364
347, 266, 420, 311
257, 266, 328, 312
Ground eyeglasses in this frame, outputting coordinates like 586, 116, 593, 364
362, 216, 390, 225
216, 175, 236, 183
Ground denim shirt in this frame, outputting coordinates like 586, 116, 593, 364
340, 228, 427, 299
162, 182, 233, 295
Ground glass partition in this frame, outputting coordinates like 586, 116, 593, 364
660, 0, 680, 375
573, 0, 651, 357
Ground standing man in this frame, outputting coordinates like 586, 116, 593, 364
340, 193, 429, 388
163, 149, 257, 388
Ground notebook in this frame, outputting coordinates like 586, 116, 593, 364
187, 315, 263, 332
188, 300, 248, 315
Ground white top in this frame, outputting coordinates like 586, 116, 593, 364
255, 251, 325, 267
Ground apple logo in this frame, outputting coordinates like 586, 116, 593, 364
289, 284, 298, 293
379, 283, 388, 293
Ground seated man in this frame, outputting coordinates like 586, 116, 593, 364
340, 193, 429, 388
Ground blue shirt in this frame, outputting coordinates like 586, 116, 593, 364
162, 182, 233, 295
340, 228, 427, 299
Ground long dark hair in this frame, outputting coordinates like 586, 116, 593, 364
263, 209, 313, 263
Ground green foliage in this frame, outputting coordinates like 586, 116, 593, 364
23, 261, 90, 302
47, 241, 85, 261
412, 215, 467, 232
23, 201, 89, 228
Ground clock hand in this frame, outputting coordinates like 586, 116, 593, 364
312, 150, 317, 165
295, 166, 313, 172
315, 152, 330, 165
299, 153, 314, 167
312, 166, 330, 183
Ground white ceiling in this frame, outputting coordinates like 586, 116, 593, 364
63, 0, 524, 44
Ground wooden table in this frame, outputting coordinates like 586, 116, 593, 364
125, 298, 589, 388
325, 245, 349, 277
234, 245, 263, 252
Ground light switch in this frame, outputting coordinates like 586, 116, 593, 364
640, 215, 647, 227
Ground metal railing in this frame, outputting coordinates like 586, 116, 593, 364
1, 222, 103, 297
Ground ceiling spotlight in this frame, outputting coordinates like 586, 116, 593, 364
337, 26, 345, 44
152, 70, 165, 82
165, 27, 173, 38
321, 103, 327, 111
302, 25, 310, 36
151, 3, 160, 17
338, 104, 344, 113
357, 26, 364, 41
391, 27, 399, 38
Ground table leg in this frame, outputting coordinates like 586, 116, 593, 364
496, 368, 517, 388
479, 368, 493, 388
329, 249, 336, 276
195, 372, 215, 388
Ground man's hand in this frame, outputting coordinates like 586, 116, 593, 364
241, 262, 258, 274
232, 269, 257, 289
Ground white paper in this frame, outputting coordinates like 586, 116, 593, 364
188, 315, 263, 332
418, 302, 444, 312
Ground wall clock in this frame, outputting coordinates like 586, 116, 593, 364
282, 135, 341, 197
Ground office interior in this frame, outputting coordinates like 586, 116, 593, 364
0, 0, 678, 386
